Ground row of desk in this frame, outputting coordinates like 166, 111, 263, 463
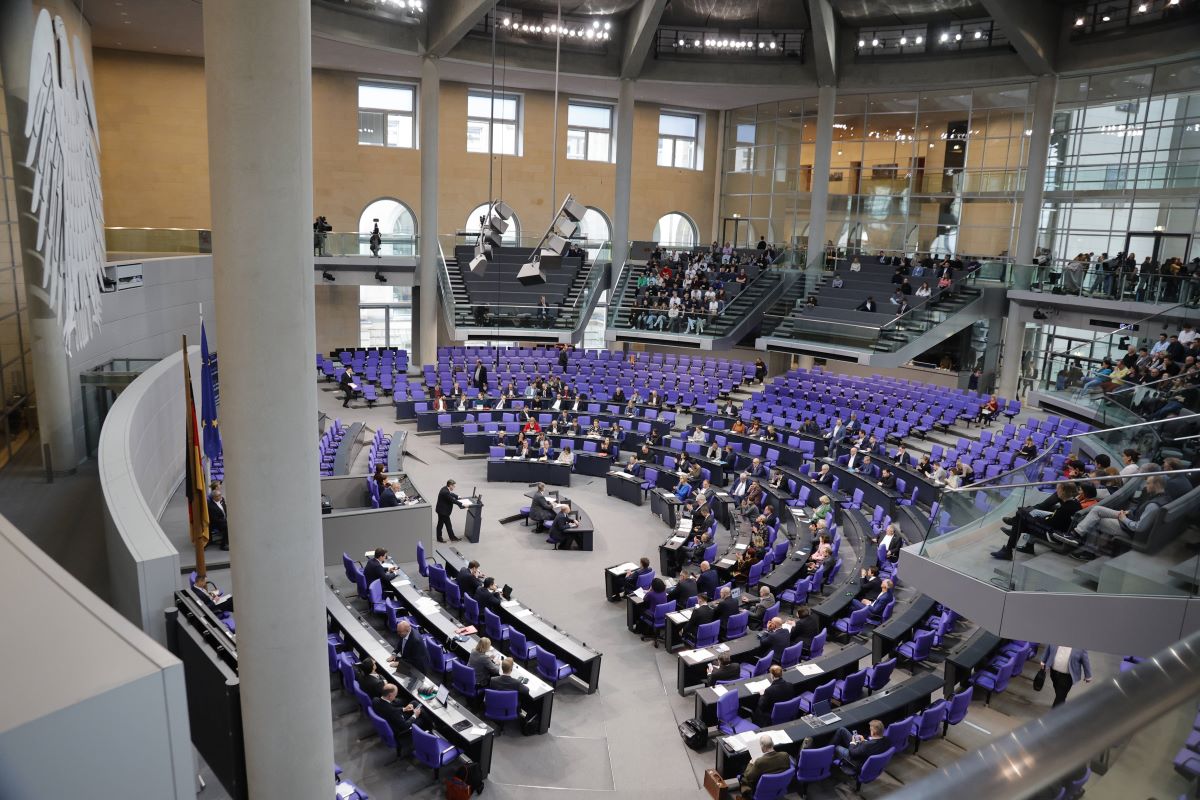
437, 546, 603, 693
486, 457, 573, 487
415, 407, 674, 445
519, 489, 597, 551
324, 579, 496, 777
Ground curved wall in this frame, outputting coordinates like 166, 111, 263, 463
99, 346, 201, 645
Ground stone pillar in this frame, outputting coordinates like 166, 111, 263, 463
202, 1, 334, 796
611, 79, 635, 276
1014, 75, 1057, 265
805, 86, 837, 269
418, 56, 440, 364
998, 304, 1027, 401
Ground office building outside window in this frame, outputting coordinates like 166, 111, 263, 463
566, 102, 614, 162
467, 90, 522, 155
357, 81, 416, 148
658, 112, 700, 169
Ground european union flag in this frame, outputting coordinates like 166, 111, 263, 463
200, 322, 222, 463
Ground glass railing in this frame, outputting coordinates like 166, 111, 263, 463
891, 624, 1200, 800
608, 262, 784, 337
919, 415, 1200, 597
1006, 262, 1200, 306
105, 227, 211, 254
316, 232, 418, 257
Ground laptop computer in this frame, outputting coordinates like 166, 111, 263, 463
435, 684, 450, 707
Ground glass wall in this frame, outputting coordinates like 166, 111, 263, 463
720, 86, 1033, 258
359, 286, 413, 351
1039, 60, 1200, 264
0, 62, 35, 471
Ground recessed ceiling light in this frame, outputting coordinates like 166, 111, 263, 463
954, 32, 962, 40
1075, 17, 1085, 25
1169, 0, 1179, 5
1101, 14, 1111, 21
1137, 2, 1148, 10
899, 36, 907, 45
915, 35, 923, 44
858, 39, 865, 47
974, 30, 982, 39
939, 32, 949, 42
871, 38, 879, 46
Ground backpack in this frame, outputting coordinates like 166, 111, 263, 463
678, 717, 709, 751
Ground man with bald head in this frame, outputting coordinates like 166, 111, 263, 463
696, 559, 719, 598
387, 619, 430, 675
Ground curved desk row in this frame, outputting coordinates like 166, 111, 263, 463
520, 489, 597, 551
487, 457, 572, 487
324, 579, 495, 776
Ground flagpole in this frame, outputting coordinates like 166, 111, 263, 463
185, 334, 209, 583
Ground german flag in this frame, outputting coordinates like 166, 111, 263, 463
184, 335, 211, 574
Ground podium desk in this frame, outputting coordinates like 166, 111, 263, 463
606, 470, 644, 506
459, 495, 484, 543
871, 594, 937, 664
650, 487, 684, 528
486, 457, 571, 487
439, 546, 603, 693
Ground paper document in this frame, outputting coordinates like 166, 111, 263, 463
769, 730, 792, 746
675, 608, 693, 620
512, 608, 535, 619
796, 663, 824, 676
395, 579, 412, 587
630, 588, 647, 601
500, 599, 521, 609
734, 543, 748, 551
714, 644, 729, 654
610, 562, 638, 574
745, 679, 771, 695
680, 649, 710, 664
336, 783, 357, 799
669, 536, 686, 545
711, 684, 729, 697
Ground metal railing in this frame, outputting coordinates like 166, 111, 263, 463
890, 625, 1200, 800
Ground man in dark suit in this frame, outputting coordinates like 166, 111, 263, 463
856, 455, 879, 480
372, 683, 421, 749
489, 657, 530, 697
754, 665, 796, 725
856, 566, 882, 602
705, 653, 740, 686
338, 366, 357, 408
558, 346, 570, 370
825, 418, 846, 447
684, 594, 716, 639
788, 605, 821, 648
877, 467, 897, 492
457, 560, 482, 597
355, 657, 387, 698
364, 547, 397, 588
814, 464, 836, 485
207, 488, 230, 550
472, 358, 488, 391
696, 561, 719, 600
435, 480, 462, 542
758, 616, 790, 662
855, 296, 877, 312
379, 480, 400, 507
714, 586, 739, 631
832, 720, 890, 772
668, 570, 698, 607
475, 576, 504, 613
388, 619, 431, 675
860, 579, 894, 617
549, 502, 580, 550
747, 457, 768, 479
619, 557, 654, 598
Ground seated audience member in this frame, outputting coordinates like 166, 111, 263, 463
1063, 474, 1168, 554
192, 575, 234, 613
860, 579, 894, 616
991, 482, 1082, 560
371, 683, 421, 749
683, 592, 715, 639
807, 535, 833, 573
556, 445, 575, 466
457, 560, 483, 597
489, 657, 530, 697
548, 501, 581, 550
714, 586, 740, 629
364, 547, 397, 588
877, 523, 904, 562
788, 605, 821, 648
475, 576, 504, 613
738, 735, 793, 797
832, 720, 890, 772
758, 616, 791, 662
696, 560, 720, 598
669, 569, 698, 607
754, 665, 796, 726
388, 619, 431, 674
1162, 458, 1194, 500
857, 565, 882, 601
469, 637, 501, 687
1119, 448, 1141, 477
355, 656, 387, 698
618, 557, 654, 599
877, 467, 897, 492
705, 653, 741, 686
379, 480, 401, 507
744, 584, 777, 629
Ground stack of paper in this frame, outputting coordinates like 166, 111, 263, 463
630, 588, 647, 601
335, 782, 357, 799
680, 649, 710, 664
711, 684, 729, 697
500, 599, 521, 609
512, 608, 535, 619
669, 536, 686, 545
797, 663, 824, 676
745, 679, 771, 695
610, 562, 638, 574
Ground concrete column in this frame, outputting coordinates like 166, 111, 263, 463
418, 56, 440, 364
709, 109, 726, 244
1014, 75, 1057, 265
202, 2, 334, 797
0, 1, 79, 472
806, 86, 837, 269
998, 305, 1027, 401
611, 79, 635, 275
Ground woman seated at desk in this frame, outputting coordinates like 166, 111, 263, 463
586, 419, 604, 437
469, 638, 501, 687
806, 535, 833, 573
737, 479, 763, 515
556, 446, 575, 467
686, 462, 703, 486
636, 578, 670, 637
767, 469, 785, 489
730, 545, 762, 582
731, 419, 747, 434
598, 437, 615, 458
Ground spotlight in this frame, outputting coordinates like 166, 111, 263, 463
1170, 0, 1179, 5
899, 36, 907, 45
769, 41, 776, 49
939, 32, 949, 42
973, 30, 982, 39
915, 35, 923, 44
1074, 17, 1085, 26
502, 17, 510, 26
374, 271, 387, 283
322, 270, 336, 282
604, 21, 611, 30
1101, 14, 1111, 21
517, 262, 546, 286
469, 252, 488, 274
871, 38, 879, 46
1137, 3, 1148, 10
955, 32, 962, 40
858, 39, 865, 47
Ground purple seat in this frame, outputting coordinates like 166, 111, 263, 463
805, 628, 827, 660
866, 657, 896, 694
895, 629, 933, 666
852, 747, 895, 790
748, 768, 792, 800
944, 686, 973, 734
797, 678, 835, 714
832, 667, 868, 704
536, 647, 575, 686
724, 611, 749, 640
686, 620, 721, 649
739, 652, 772, 680
911, 699, 947, 752
833, 606, 870, 640
483, 688, 520, 732
509, 629, 539, 664
716, 689, 755, 735
411, 726, 460, 778
794, 744, 835, 796
884, 714, 913, 754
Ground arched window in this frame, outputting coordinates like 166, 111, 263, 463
652, 212, 698, 248
578, 207, 611, 259
358, 198, 417, 256
465, 202, 520, 245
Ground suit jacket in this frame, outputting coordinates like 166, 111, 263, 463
756, 678, 796, 724
457, 568, 481, 598
468, 651, 500, 686
790, 614, 821, 645
475, 585, 503, 614
815, 469, 835, 485
742, 750, 793, 791
356, 663, 387, 698
845, 736, 891, 771
364, 558, 392, 589
489, 673, 530, 696
371, 696, 416, 737
473, 364, 488, 387
856, 463, 880, 480
550, 512, 575, 544
207, 497, 229, 534
530, 492, 557, 523
379, 487, 399, 507
866, 589, 894, 617
394, 631, 430, 675
1043, 646, 1092, 682
670, 577, 698, 606
685, 602, 717, 637
706, 662, 741, 686
435, 487, 460, 516
858, 575, 882, 601
759, 626, 791, 661
715, 596, 740, 627
748, 464, 768, 479
878, 473, 897, 491
880, 532, 904, 563
696, 569, 719, 599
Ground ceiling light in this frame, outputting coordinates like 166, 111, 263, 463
1075, 16, 1085, 25
592, 20, 600, 28
604, 21, 611, 30
954, 32, 962, 40
858, 39, 865, 47
915, 35, 923, 44
502, 17, 510, 26
1137, 2, 1148, 10
939, 32, 949, 42
871, 38, 879, 46
973, 30, 982, 39
1101, 14, 1111, 21
899, 36, 907, 45
1169, 0, 1179, 5
769, 41, 776, 49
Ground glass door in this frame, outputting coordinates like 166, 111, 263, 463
722, 217, 749, 248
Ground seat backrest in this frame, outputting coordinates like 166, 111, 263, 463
752, 768, 792, 800
483, 688, 519, 717
451, 659, 476, 692
947, 686, 973, 724
795, 745, 835, 780
884, 715, 912, 751
809, 628, 827, 658
696, 620, 721, 646
858, 748, 895, 783
770, 695, 803, 724
869, 658, 896, 690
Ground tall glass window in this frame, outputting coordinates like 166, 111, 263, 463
359, 286, 414, 351
658, 112, 700, 169
358, 81, 416, 148
566, 102, 614, 162
467, 90, 522, 155
464, 203, 520, 245
653, 212, 698, 247
358, 199, 417, 256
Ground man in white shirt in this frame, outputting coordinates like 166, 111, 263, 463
1042, 645, 1091, 707
1180, 324, 1198, 347
1151, 333, 1170, 355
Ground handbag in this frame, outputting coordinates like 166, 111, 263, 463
1032, 667, 1046, 692
445, 777, 471, 800
703, 768, 730, 800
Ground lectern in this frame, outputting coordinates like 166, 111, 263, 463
462, 495, 484, 543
